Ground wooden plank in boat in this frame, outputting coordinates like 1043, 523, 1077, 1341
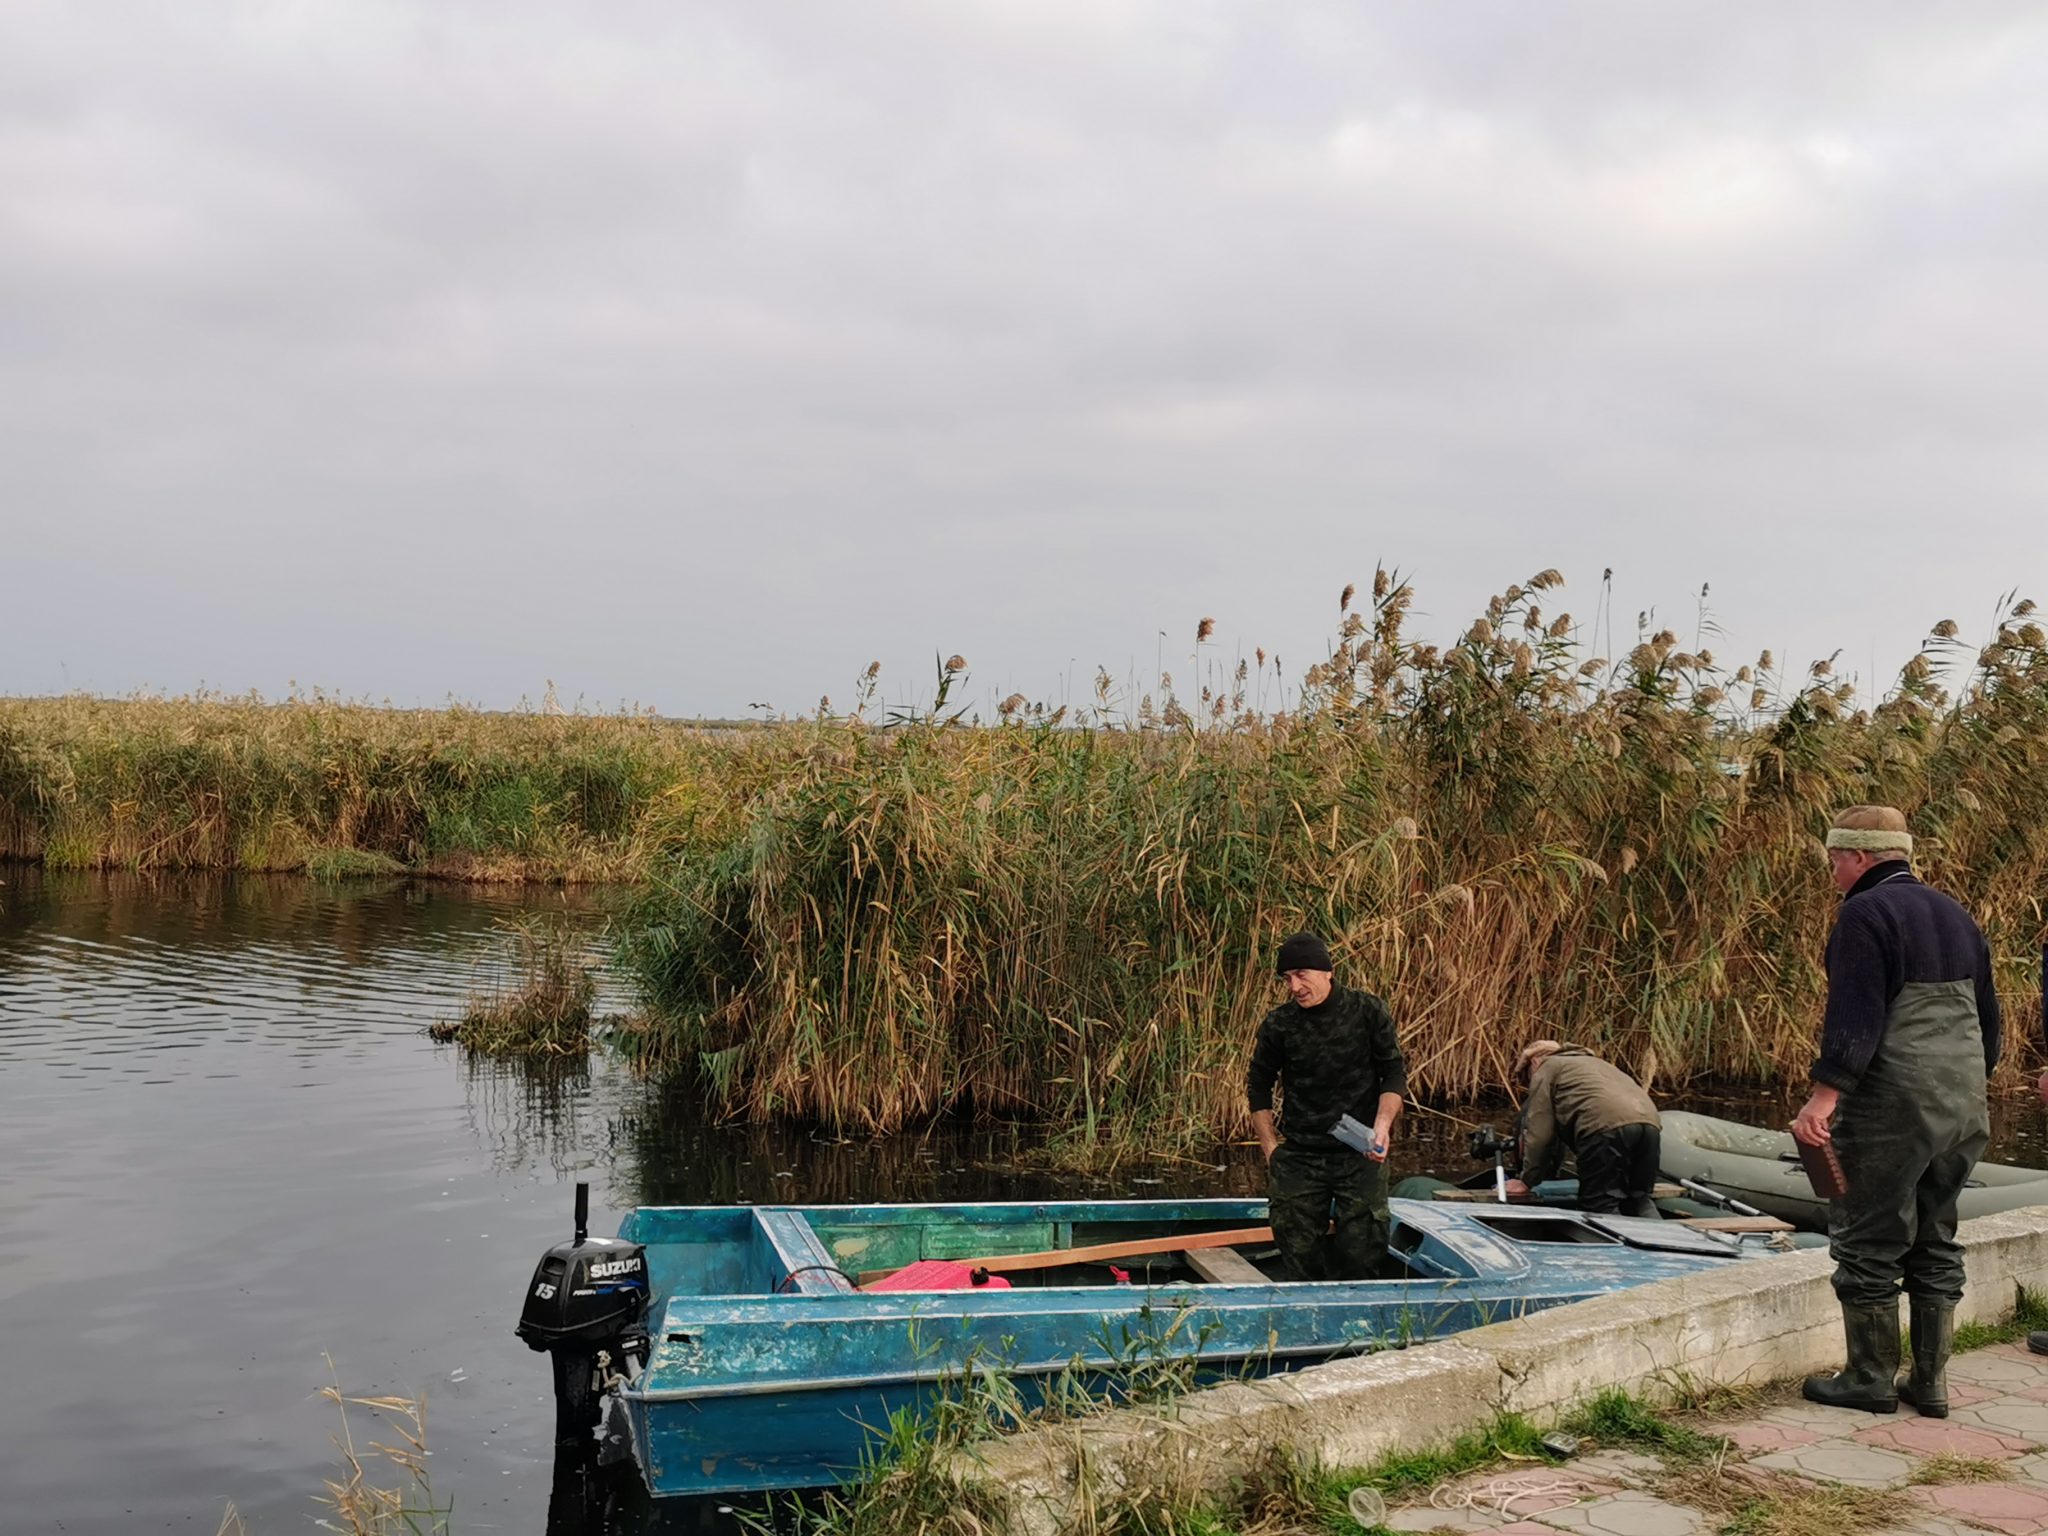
855, 1225, 1277, 1286
1677, 1215, 1793, 1234
1184, 1246, 1269, 1285
1429, 1189, 1538, 1203
964, 1225, 1276, 1274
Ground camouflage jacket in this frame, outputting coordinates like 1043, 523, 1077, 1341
1247, 984, 1407, 1152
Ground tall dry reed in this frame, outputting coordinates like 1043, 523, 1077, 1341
432, 914, 602, 1055
216, 1357, 448, 1535
619, 572, 2048, 1136
7, 575, 2044, 1125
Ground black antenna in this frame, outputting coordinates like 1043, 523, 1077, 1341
574, 1182, 589, 1247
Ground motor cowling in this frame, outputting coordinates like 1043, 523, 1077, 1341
516, 1235, 650, 1351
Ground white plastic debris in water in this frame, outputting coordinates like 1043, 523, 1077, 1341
1347, 1486, 1386, 1526
449, 1368, 468, 1384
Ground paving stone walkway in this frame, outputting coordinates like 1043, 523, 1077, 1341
1382, 1341, 2048, 1536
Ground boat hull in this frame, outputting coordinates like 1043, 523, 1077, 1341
624, 1289, 1558, 1495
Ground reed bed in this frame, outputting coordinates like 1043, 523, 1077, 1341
431, 916, 601, 1055
620, 571, 2048, 1137
8, 573, 2046, 1125
0, 689, 758, 881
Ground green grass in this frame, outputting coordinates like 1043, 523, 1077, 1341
304, 846, 407, 879
1333, 1413, 1554, 1501
1954, 1285, 2048, 1352
1561, 1387, 1724, 1463
1541, 1391, 1905, 1536
0, 690, 724, 883
1296, 1392, 1723, 1536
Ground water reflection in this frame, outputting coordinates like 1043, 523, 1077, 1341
465, 1051, 602, 1178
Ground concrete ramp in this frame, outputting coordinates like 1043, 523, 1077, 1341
960, 1206, 2048, 1535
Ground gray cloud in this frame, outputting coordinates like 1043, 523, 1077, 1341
4, 1, 2045, 715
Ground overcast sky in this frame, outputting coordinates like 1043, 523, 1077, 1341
4, 2, 2045, 718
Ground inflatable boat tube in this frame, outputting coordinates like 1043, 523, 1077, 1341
1659, 1109, 2048, 1232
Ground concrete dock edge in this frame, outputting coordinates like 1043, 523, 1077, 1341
956, 1207, 2048, 1535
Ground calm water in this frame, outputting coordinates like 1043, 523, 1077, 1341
4, 868, 2044, 1534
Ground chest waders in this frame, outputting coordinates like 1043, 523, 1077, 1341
1803, 980, 1990, 1416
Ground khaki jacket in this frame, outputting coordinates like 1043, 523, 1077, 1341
1520, 1047, 1658, 1183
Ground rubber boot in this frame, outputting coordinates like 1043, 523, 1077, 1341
1895, 1299, 1953, 1418
1803, 1300, 1900, 1413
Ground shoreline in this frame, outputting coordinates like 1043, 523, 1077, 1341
0, 849, 637, 885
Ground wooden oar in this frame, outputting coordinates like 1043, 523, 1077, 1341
856, 1225, 1276, 1287
1429, 1181, 1687, 1204
960, 1225, 1274, 1275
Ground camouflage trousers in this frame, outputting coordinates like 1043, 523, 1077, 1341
1267, 1143, 1389, 1282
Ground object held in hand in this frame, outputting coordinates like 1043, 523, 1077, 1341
1796, 1136, 1850, 1199
1330, 1114, 1384, 1158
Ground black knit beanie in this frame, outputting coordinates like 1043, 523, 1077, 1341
1275, 931, 1333, 975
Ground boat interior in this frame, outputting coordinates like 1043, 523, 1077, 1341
616, 1198, 1703, 1307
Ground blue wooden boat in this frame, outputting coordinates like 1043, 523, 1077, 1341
515, 1190, 1788, 1498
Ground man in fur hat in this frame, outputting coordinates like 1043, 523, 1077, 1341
1792, 805, 2001, 1418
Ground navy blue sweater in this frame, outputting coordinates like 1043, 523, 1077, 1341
1812, 864, 2001, 1091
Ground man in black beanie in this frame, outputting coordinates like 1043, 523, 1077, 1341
1247, 931, 1407, 1281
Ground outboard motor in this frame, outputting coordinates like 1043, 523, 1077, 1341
518, 1183, 649, 1453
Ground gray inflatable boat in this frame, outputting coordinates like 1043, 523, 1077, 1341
1659, 1109, 2048, 1231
